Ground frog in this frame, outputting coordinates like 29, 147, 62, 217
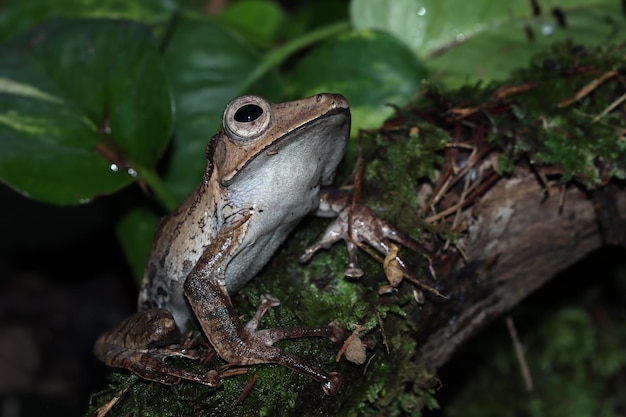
95, 93, 417, 396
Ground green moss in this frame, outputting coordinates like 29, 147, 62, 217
512, 44, 626, 186
496, 154, 515, 175
445, 306, 626, 417
362, 121, 448, 231
88, 41, 626, 416
411, 43, 626, 189
365, 122, 448, 186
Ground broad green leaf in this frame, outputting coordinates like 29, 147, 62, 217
351, 0, 626, 86
218, 0, 285, 43
162, 18, 265, 202
351, 0, 532, 55
0, 20, 173, 204
289, 29, 427, 134
0, 0, 178, 43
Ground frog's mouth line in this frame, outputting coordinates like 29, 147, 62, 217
217, 108, 350, 187
279, 105, 350, 139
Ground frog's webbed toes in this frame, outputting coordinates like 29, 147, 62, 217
263, 319, 344, 345
97, 340, 222, 387
302, 203, 418, 277
229, 296, 345, 395
247, 295, 345, 345
300, 209, 363, 277
245, 294, 280, 332
123, 355, 184, 385
322, 372, 342, 396
299, 220, 345, 264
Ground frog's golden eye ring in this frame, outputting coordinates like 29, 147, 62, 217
223, 95, 272, 142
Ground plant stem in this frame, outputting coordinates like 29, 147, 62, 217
134, 164, 178, 212
242, 21, 350, 90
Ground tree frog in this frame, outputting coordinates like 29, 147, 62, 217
95, 93, 415, 396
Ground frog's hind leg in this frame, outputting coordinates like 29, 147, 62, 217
239, 294, 344, 395
184, 270, 344, 395
94, 309, 221, 387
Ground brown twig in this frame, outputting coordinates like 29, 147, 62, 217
506, 316, 534, 392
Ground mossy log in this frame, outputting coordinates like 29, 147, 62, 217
89, 44, 626, 417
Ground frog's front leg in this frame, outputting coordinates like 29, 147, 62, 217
300, 188, 419, 277
183, 240, 343, 396
94, 309, 220, 387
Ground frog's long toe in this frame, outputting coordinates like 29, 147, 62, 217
322, 372, 342, 396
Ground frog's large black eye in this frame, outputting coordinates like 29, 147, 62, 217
223, 95, 272, 141
234, 104, 263, 123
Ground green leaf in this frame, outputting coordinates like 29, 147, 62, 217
289, 29, 427, 134
162, 18, 264, 201
0, 19, 173, 205
218, 0, 285, 44
0, 0, 178, 43
351, 0, 626, 86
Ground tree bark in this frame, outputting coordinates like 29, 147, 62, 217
413, 168, 625, 369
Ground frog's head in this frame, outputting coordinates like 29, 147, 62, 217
207, 93, 350, 192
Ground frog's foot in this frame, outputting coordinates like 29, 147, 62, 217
224, 294, 344, 395
300, 190, 419, 277
100, 344, 221, 387
184, 263, 345, 395
246, 294, 343, 343
94, 309, 221, 387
